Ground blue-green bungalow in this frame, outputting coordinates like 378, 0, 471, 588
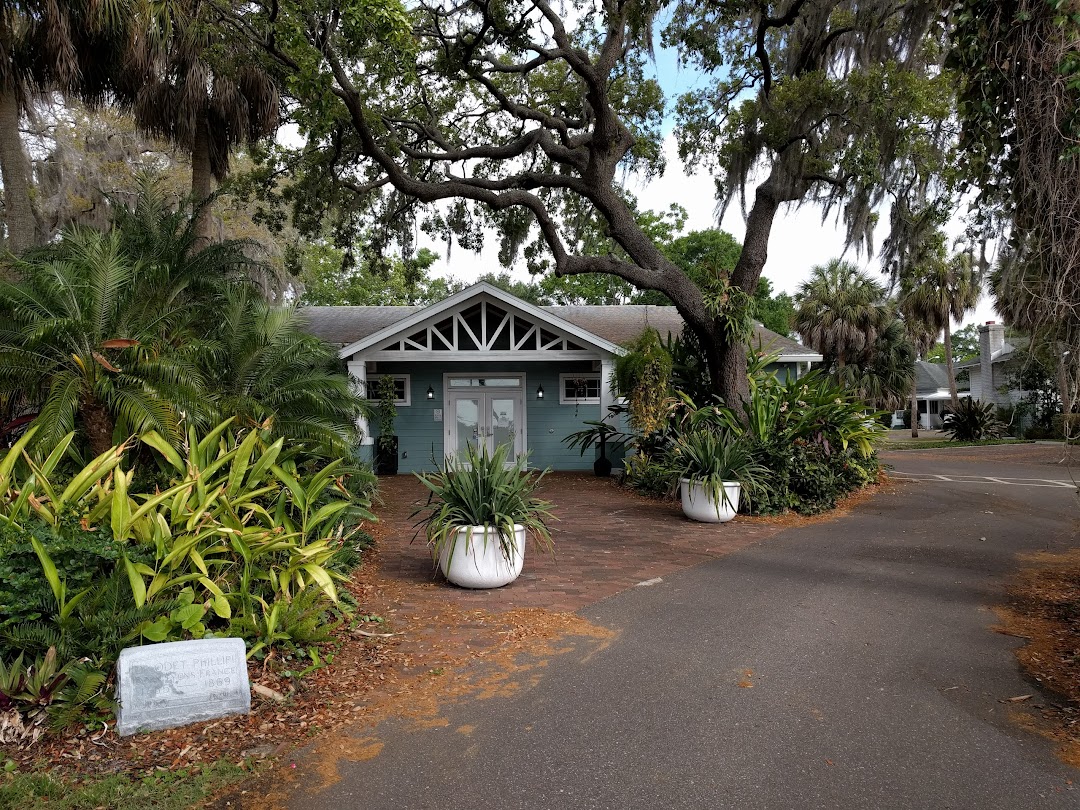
302, 282, 822, 473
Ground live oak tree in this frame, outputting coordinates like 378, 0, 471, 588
231, 0, 953, 407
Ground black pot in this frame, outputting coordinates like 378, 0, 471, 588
593, 435, 612, 477
375, 435, 399, 475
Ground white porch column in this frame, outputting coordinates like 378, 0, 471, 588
347, 359, 374, 445
599, 356, 615, 422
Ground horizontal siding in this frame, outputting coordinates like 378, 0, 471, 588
369, 360, 622, 473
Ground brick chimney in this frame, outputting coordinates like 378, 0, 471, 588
979, 321, 1005, 405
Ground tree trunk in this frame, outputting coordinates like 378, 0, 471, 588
0, 87, 38, 256
910, 377, 920, 438
943, 318, 959, 407
191, 114, 214, 249
81, 399, 115, 459
717, 170, 785, 407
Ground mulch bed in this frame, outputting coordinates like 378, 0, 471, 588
995, 547, 1080, 766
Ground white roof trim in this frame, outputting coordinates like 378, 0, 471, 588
775, 352, 823, 362
337, 281, 626, 359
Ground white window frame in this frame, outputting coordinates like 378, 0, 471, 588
368, 374, 411, 407
559, 373, 602, 405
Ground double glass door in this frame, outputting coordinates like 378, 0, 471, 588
447, 389, 523, 463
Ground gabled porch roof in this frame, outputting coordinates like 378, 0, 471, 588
333, 282, 625, 361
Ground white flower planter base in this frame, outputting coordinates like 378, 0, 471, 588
438, 525, 526, 589
680, 479, 741, 523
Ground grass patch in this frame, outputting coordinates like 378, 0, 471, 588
880, 438, 1030, 451
0, 759, 251, 809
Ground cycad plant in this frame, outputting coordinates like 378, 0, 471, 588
942, 399, 1005, 441
0, 228, 211, 455
413, 443, 555, 567
203, 290, 366, 457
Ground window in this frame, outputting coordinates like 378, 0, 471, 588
448, 376, 522, 388
368, 374, 411, 406
560, 373, 601, 404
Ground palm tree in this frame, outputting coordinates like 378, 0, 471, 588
0, 228, 211, 455
0, 1, 126, 253
902, 253, 981, 407
114, 0, 280, 244
204, 290, 365, 456
832, 318, 916, 410
898, 298, 939, 437
794, 259, 894, 369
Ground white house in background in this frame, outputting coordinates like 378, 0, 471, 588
909, 361, 969, 429
955, 321, 1026, 409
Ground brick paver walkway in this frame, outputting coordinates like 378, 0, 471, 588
369, 472, 788, 613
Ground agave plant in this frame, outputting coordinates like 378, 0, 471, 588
942, 399, 1005, 441
413, 443, 555, 567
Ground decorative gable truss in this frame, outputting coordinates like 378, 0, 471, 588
365, 299, 594, 360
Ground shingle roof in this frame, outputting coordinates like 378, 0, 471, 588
300, 306, 419, 346
301, 302, 820, 359
955, 340, 1023, 370
916, 361, 950, 393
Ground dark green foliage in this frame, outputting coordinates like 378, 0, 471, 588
325, 529, 374, 575
943, 399, 1005, 441
621, 363, 884, 515
3, 568, 176, 668
0, 518, 151, 633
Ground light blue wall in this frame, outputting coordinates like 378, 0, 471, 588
369, 360, 614, 474
365, 359, 803, 474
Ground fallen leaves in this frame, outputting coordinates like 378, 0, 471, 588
995, 547, 1080, 766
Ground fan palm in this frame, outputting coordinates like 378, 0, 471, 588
0, 228, 211, 455
204, 290, 365, 456
112, 0, 280, 244
832, 318, 916, 409
794, 259, 894, 369
902, 253, 981, 407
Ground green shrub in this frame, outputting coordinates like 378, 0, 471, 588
0, 519, 120, 632
1051, 413, 1080, 441
942, 399, 1005, 441
622, 453, 673, 499
0, 419, 378, 730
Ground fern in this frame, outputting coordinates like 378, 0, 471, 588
48, 662, 108, 730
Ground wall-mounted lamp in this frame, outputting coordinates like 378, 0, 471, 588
536, 384, 545, 400
426, 385, 435, 400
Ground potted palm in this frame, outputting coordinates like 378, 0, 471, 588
374, 375, 399, 475
413, 443, 554, 588
562, 409, 631, 477
664, 429, 766, 523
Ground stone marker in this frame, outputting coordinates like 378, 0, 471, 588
116, 637, 250, 736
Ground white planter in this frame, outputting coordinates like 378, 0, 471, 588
680, 478, 741, 523
438, 525, 525, 589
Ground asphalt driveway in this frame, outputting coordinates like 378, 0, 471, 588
290, 445, 1080, 809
